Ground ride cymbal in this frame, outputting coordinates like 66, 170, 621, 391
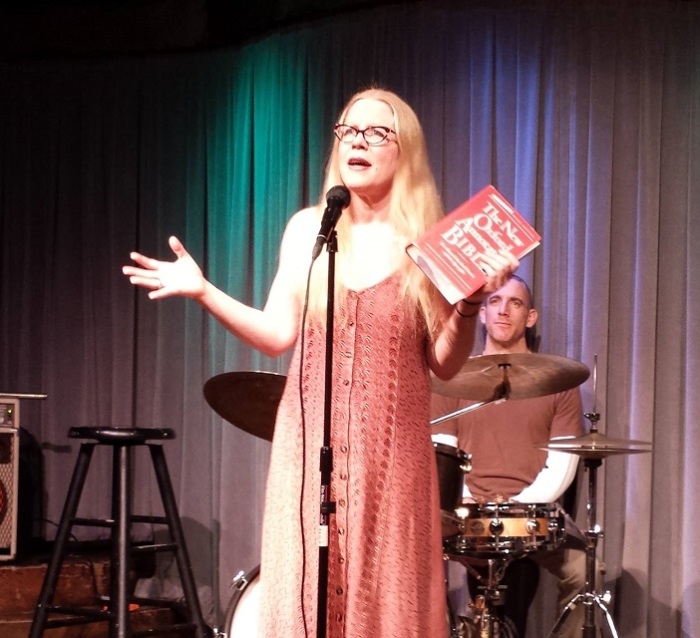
432, 353, 590, 402
203, 371, 286, 441
538, 431, 652, 459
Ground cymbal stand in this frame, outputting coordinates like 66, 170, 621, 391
430, 399, 502, 426
546, 410, 619, 638
431, 369, 511, 427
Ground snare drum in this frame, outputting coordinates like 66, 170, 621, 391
222, 564, 260, 637
433, 442, 472, 538
444, 502, 564, 558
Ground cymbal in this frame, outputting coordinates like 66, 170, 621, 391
538, 431, 652, 459
432, 353, 590, 402
203, 371, 286, 441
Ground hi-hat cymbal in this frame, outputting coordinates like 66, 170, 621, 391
203, 371, 286, 441
432, 353, 590, 402
538, 431, 652, 459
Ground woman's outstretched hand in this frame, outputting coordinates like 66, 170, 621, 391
122, 236, 206, 300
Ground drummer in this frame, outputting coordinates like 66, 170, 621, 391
431, 275, 586, 637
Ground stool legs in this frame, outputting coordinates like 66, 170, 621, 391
111, 443, 133, 638
29, 443, 97, 638
29, 432, 212, 638
149, 444, 209, 636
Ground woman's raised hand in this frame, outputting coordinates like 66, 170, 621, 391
465, 249, 520, 304
122, 236, 206, 300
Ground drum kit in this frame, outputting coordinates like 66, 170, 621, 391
204, 353, 652, 638
429, 353, 653, 637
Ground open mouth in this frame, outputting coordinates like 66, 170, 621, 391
348, 157, 371, 167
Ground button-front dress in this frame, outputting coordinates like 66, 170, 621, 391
258, 275, 448, 637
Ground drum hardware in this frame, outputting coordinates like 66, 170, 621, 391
540, 357, 652, 638
215, 564, 261, 638
434, 441, 473, 537
453, 556, 519, 638
445, 502, 565, 559
431, 399, 501, 426
203, 371, 286, 441
444, 502, 564, 637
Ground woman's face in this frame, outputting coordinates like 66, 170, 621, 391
337, 98, 399, 204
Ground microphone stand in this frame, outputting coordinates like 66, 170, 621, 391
316, 231, 338, 638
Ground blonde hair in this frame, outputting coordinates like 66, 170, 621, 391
308, 87, 450, 338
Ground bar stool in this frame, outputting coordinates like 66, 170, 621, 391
29, 427, 212, 638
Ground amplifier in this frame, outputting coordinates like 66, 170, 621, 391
0, 398, 19, 560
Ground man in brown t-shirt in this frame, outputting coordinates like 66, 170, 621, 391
432, 276, 586, 638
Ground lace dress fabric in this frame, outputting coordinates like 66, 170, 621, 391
258, 275, 448, 638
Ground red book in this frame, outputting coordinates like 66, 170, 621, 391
406, 185, 541, 304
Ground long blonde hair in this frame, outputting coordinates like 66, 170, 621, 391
308, 87, 449, 338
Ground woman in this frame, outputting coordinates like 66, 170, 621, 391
123, 87, 518, 637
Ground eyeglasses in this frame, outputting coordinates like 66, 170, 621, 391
333, 123, 396, 146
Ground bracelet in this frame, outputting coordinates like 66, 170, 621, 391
455, 303, 479, 318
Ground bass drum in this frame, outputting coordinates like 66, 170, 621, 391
222, 565, 260, 637
222, 564, 460, 637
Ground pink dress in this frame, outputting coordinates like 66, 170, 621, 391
258, 275, 448, 638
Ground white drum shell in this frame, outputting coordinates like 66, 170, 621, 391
222, 563, 458, 636
223, 565, 260, 637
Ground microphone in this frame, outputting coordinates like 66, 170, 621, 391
311, 185, 351, 260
